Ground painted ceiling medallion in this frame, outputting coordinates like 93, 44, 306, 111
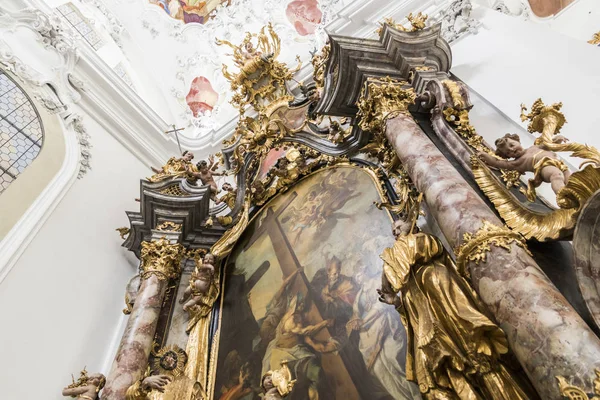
148, 0, 231, 24
286, 0, 323, 36
186, 76, 219, 118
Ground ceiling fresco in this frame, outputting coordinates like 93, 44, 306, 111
73, 0, 462, 152
148, 0, 231, 24
527, 0, 575, 18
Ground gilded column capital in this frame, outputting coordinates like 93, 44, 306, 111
455, 220, 531, 279
139, 238, 185, 281
356, 77, 416, 134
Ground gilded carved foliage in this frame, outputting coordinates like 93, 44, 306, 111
140, 238, 184, 281
557, 369, 600, 400
376, 13, 428, 36
455, 220, 531, 279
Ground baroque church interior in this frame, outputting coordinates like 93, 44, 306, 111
1, 0, 600, 399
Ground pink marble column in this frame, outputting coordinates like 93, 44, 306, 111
102, 275, 167, 400
386, 113, 600, 399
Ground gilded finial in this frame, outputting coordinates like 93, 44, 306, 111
116, 227, 130, 240
376, 12, 428, 35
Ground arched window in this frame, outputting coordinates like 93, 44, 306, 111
0, 70, 44, 194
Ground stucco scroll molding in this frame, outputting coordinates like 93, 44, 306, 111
439, 0, 482, 43
492, 0, 531, 20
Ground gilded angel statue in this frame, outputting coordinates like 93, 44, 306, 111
62, 368, 106, 400
477, 133, 571, 202
377, 214, 534, 399
148, 151, 198, 183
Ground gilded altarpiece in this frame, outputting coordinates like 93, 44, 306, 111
212, 165, 421, 400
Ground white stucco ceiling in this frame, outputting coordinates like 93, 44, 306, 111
44, 0, 461, 153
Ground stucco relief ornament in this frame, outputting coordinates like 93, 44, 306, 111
439, 0, 481, 43
492, 0, 530, 20
65, 114, 92, 178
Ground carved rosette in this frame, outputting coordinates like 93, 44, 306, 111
356, 77, 416, 135
139, 238, 184, 281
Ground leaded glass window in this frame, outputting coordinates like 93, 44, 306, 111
0, 71, 44, 194
56, 3, 104, 51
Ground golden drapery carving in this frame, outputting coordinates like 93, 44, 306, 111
140, 239, 185, 281
380, 230, 531, 399
148, 157, 198, 183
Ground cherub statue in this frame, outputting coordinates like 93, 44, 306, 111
192, 155, 223, 200
477, 133, 571, 201
126, 345, 205, 400
62, 368, 106, 400
216, 182, 237, 210
148, 151, 198, 183
327, 121, 345, 144
377, 216, 531, 399
179, 253, 216, 312
261, 361, 296, 400
239, 41, 262, 66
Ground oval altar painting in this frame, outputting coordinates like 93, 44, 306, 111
213, 166, 421, 399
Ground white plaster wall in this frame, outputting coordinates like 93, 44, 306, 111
0, 112, 146, 399
547, 0, 600, 42
451, 7, 600, 170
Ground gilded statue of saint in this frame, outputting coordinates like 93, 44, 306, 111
62, 368, 105, 400
148, 151, 198, 183
377, 218, 532, 400
126, 345, 205, 400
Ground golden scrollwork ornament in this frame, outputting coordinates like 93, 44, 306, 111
139, 238, 184, 281
455, 220, 531, 279
556, 369, 600, 400
376, 13, 428, 36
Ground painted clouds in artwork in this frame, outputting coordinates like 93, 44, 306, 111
286, 0, 323, 36
186, 76, 218, 117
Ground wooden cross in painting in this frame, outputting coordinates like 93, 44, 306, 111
243, 191, 362, 400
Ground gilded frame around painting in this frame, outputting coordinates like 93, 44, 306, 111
203, 162, 423, 400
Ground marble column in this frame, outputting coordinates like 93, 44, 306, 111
385, 113, 600, 399
102, 238, 184, 400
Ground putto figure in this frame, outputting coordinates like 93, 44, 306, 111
193, 155, 223, 200
477, 133, 571, 201
62, 368, 106, 400
126, 345, 205, 399
180, 253, 216, 312
216, 182, 237, 210
148, 151, 198, 183
377, 217, 532, 400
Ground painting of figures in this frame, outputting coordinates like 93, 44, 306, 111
213, 166, 421, 400
149, 0, 230, 24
